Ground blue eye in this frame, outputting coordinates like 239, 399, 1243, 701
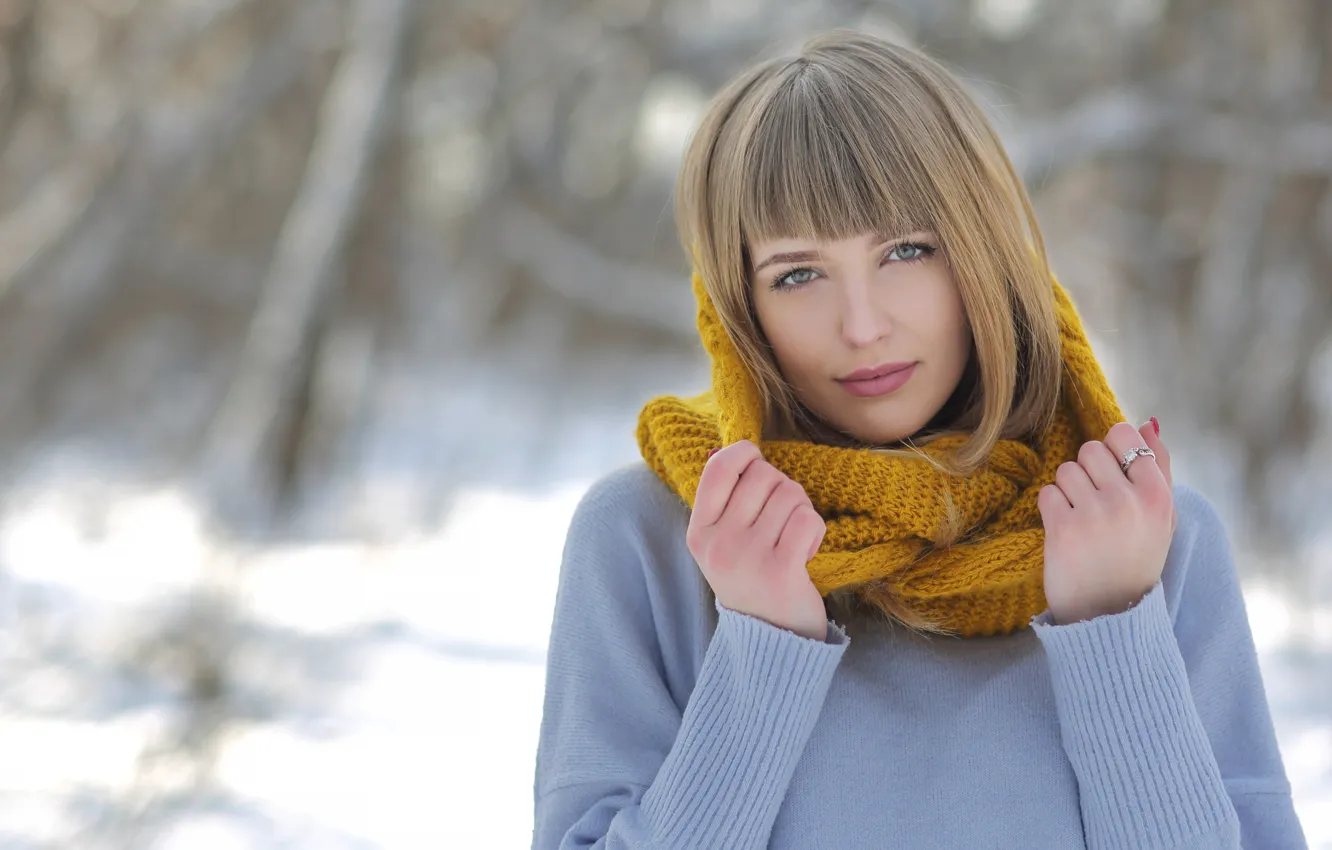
770, 267, 819, 291
767, 240, 937, 292
886, 242, 936, 263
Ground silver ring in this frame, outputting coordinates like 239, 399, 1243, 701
1119, 445, 1156, 475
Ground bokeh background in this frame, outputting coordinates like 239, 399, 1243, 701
0, 0, 1329, 847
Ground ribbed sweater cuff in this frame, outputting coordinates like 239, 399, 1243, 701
639, 602, 848, 850
1031, 582, 1238, 849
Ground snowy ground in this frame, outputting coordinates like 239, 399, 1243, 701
0, 427, 1329, 848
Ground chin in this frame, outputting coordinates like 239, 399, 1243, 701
862, 425, 923, 447
802, 386, 936, 446
825, 414, 925, 447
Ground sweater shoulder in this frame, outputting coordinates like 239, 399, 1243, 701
563, 461, 700, 603
1171, 481, 1226, 536
1160, 481, 1242, 622
569, 462, 692, 552
1167, 481, 1232, 569
574, 462, 688, 523
561, 462, 712, 686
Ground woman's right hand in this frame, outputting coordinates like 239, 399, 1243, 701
686, 440, 830, 641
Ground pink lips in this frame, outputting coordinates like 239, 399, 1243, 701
837, 362, 917, 397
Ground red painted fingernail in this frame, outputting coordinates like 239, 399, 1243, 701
707, 448, 719, 459
1150, 416, 1160, 436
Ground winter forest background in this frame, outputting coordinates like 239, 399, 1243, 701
0, 0, 1329, 847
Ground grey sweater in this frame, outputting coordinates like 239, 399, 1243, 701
532, 464, 1307, 849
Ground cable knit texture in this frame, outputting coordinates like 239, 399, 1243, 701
637, 269, 1124, 637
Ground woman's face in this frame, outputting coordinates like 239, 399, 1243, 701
749, 231, 972, 445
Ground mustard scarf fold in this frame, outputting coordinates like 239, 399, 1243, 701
636, 270, 1125, 637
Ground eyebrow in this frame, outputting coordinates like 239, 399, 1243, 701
751, 231, 933, 274
752, 250, 820, 274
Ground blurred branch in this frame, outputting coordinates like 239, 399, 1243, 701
0, 9, 317, 432
1161, 109, 1332, 173
645, 0, 879, 86
0, 0, 37, 156
1005, 89, 1168, 179
127, 0, 254, 68
1194, 169, 1275, 387
284, 86, 411, 496
0, 133, 130, 297
198, 0, 413, 522
1009, 89, 1332, 181
497, 203, 695, 337
0, 0, 259, 304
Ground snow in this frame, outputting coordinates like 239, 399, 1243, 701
0, 434, 1329, 848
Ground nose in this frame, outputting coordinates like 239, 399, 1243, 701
839, 276, 891, 348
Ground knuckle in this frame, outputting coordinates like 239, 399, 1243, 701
694, 475, 717, 500
1077, 440, 1103, 462
747, 463, 774, 487
685, 522, 702, 552
1108, 421, 1139, 441
715, 439, 755, 469
733, 439, 761, 461
1144, 479, 1174, 509
788, 506, 809, 532
806, 513, 828, 542
778, 478, 807, 502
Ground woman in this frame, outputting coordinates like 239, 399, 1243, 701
531, 29, 1307, 849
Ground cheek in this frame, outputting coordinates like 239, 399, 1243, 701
931, 279, 970, 354
757, 301, 819, 374
948, 304, 972, 354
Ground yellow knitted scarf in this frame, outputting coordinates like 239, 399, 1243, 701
636, 270, 1125, 637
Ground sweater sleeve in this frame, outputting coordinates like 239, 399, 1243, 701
532, 470, 849, 850
1030, 486, 1308, 850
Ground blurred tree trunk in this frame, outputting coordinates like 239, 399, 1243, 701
0, 0, 1322, 574
196, 0, 411, 528
1098, 0, 1332, 560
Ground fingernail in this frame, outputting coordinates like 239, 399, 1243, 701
707, 448, 719, 459
1150, 416, 1160, 437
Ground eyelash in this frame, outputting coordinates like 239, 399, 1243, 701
767, 241, 939, 292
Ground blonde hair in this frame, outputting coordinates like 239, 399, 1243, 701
676, 29, 1061, 472
675, 30, 1066, 633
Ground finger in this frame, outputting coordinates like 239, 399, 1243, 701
1139, 418, 1172, 493
720, 459, 785, 528
692, 440, 763, 527
1038, 482, 1072, 520
1055, 460, 1096, 508
776, 505, 825, 565
1140, 418, 1176, 534
752, 479, 811, 548
1103, 420, 1164, 489
1076, 438, 1129, 491
806, 519, 826, 561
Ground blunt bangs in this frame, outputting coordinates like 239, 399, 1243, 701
737, 61, 941, 259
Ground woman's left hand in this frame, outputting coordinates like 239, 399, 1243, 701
1037, 419, 1176, 625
